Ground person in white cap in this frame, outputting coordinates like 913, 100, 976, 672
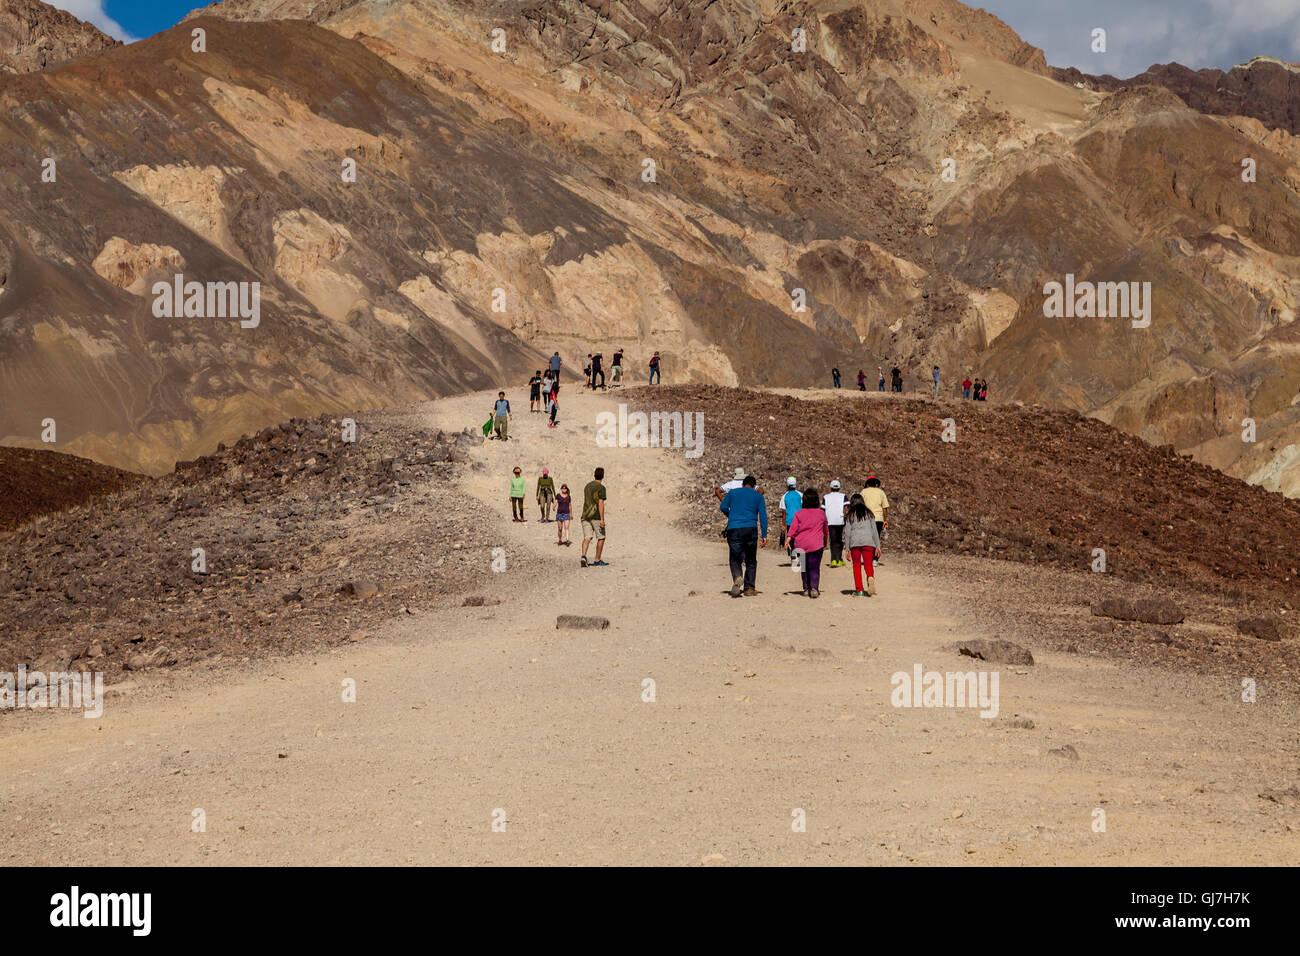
715, 467, 746, 502
822, 479, 848, 567
779, 476, 801, 557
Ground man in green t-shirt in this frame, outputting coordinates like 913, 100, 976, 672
536, 468, 556, 521
580, 466, 608, 567
510, 466, 527, 522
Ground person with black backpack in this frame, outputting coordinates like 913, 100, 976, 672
649, 351, 661, 384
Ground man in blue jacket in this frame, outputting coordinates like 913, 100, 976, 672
720, 475, 768, 597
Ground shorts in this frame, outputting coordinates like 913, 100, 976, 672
582, 518, 605, 540
556, 513, 570, 522
530, 387, 540, 399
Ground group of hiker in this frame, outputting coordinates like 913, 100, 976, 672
498, 349, 668, 440
829, 364, 990, 401
961, 376, 989, 401
583, 349, 663, 389
716, 470, 890, 599
508, 464, 610, 567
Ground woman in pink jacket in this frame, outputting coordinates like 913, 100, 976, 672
788, 488, 829, 598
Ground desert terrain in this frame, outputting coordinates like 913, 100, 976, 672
1, 385, 1295, 865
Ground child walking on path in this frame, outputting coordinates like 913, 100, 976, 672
555, 484, 572, 545
788, 488, 829, 598
844, 493, 881, 596
510, 467, 527, 522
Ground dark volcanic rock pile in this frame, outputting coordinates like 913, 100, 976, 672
0, 412, 493, 679
0, 447, 145, 531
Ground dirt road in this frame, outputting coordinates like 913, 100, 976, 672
1, 387, 1295, 865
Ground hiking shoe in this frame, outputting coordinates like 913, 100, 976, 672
867, 576, 876, 596
730, 576, 744, 598
592, 560, 609, 567
581, 556, 589, 567
810, 588, 820, 598
743, 587, 758, 597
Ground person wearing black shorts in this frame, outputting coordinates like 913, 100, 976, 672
528, 370, 543, 412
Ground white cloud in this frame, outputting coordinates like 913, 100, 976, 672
46, 1, 139, 44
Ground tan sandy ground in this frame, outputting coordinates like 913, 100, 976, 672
0, 386, 1296, 865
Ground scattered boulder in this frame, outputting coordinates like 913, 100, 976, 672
1091, 596, 1184, 624
1237, 616, 1285, 642
1000, 717, 1035, 729
556, 614, 610, 630
125, 645, 177, 671
342, 581, 380, 599
945, 638, 1034, 665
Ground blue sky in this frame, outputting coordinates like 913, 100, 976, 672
53, 1, 1300, 78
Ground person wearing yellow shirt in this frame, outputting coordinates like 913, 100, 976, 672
861, 476, 889, 566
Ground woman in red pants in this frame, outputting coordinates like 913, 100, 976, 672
844, 494, 881, 596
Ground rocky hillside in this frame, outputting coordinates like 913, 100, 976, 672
2, 0, 1300, 501
0, 408, 497, 680
0, 0, 117, 74
0, 446, 143, 530
1054, 57, 1300, 136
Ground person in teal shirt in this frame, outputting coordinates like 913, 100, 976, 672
779, 476, 802, 557
510, 466, 527, 521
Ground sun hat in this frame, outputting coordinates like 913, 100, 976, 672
733, 467, 746, 480
830, 479, 840, 489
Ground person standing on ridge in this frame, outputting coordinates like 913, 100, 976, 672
779, 476, 801, 557
788, 488, 829, 598
580, 467, 608, 567
549, 351, 562, 378
649, 351, 661, 384
584, 354, 593, 389
932, 365, 941, 398
592, 351, 605, 390
611, 348, 624, 387
536, 468, 556, 522
890, 366, 903, 393
720, 474, 768, 597
861, 475, 889, 565
962, 375, 972, 400
877, 367, 886, 391
823, 479, 847, 567
832, 367, 842, 388
493, 391, 511, 441
857, 369, 866, 391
